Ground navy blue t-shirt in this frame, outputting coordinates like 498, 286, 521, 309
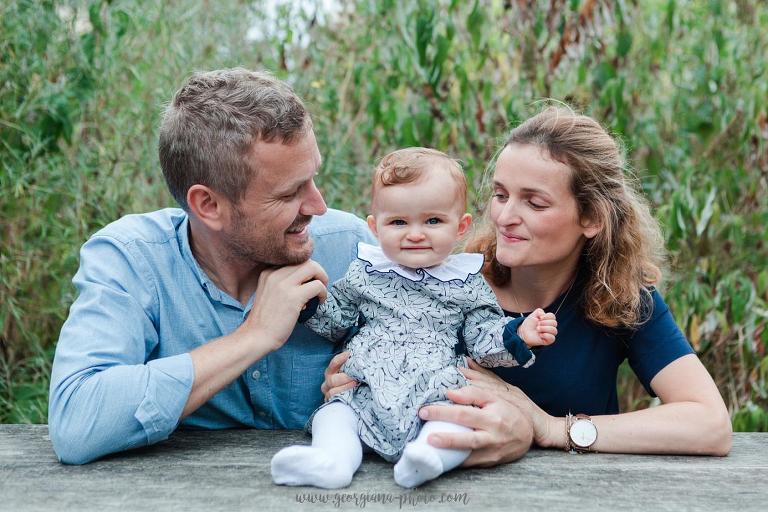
492, 287, 694, 417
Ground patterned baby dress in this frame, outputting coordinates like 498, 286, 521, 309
304, 243, 533, 462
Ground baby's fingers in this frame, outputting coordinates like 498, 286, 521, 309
537, 325, 558, 336
539, 332, 556, 345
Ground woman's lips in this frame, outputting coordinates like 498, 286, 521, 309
500, 233, 527, 242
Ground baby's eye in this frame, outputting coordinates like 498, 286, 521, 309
391, 219, 407, 226
426, 218, 442, 225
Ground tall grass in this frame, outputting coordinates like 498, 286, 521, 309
2, 0, 767, 429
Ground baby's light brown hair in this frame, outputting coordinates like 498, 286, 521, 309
370, 147, 468, 211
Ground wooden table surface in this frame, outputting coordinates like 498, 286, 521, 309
1, 426, 766, 511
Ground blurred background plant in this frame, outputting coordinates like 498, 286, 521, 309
1, 0, 766, 429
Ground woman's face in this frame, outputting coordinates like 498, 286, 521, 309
490, 144, 598, 273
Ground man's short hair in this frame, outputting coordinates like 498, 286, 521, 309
159, 68, 312, 210
371, 147, 468, 211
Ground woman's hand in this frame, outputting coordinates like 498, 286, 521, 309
417, 385, 534, 467
320, 351, 358, 401
460, 359, 562, 449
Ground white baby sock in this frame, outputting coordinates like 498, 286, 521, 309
393, 420, 471, 488
271, 402, 363, 489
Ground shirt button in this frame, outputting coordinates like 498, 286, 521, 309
251, 370, 261, 380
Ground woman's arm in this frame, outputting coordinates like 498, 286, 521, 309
458, 355, 732, 456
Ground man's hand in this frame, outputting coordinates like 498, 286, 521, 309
241, 260, 328, 352
183, 260, 328, 418
320, 351, 358, 400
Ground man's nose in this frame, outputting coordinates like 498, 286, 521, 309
300, 179, 327, 216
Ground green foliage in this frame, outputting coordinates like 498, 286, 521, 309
1, 0, 767, 429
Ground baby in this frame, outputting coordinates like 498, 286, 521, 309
271, 148, 557, 489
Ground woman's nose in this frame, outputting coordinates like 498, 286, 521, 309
496, 201, 522, 225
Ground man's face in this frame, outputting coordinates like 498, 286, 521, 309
223, 129, 327, 266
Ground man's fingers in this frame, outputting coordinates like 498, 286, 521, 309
290, 260, 329, 286
327, 372, 355, 389
300, 279, 327, 305
326, 381, 357, 400
325, 352, 350, 378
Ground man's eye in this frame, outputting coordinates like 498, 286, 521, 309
426, 218, 441, 225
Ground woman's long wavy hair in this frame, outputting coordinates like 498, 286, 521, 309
466, 106, 666, 329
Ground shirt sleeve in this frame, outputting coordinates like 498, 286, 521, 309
461, 274, 534, 368
626, 288, 695, 396
48, 235, 194, 464
303, 260, 363, 342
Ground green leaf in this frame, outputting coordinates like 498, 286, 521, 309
695, 187, 717, 236
617, 30, 632, 58
467, 0, 483, 49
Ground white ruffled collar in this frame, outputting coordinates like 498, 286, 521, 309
357, 242, 483, 283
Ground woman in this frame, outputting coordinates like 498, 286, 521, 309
322, 107, 732, 465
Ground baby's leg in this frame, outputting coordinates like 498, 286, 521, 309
393, 420, 471, 488
271, 402, 362, 489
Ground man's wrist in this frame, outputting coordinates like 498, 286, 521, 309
234, 323, 281, 355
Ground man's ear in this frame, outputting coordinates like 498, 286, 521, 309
187, 184, 227, 231
457, 213, 473, 236
366, 215, 379, 238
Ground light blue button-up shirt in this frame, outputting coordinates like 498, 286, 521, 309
48, 208, 374, 464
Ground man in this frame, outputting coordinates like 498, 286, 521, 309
48, 68, 374, 464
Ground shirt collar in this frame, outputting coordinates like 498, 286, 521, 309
356, 242, 483, 284
176, 214, 227, 304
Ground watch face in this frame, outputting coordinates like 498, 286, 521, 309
570, 419, 597, 448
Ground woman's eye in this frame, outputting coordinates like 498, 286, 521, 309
426, 218, 441, 225
528, 201, 546, 209
493, 193, 508, 202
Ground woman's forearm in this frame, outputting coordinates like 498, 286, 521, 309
542, 400, 732, 456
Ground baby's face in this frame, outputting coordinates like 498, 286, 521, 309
367, 171, 471, 269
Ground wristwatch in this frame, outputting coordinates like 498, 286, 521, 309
566, 413, 598, 453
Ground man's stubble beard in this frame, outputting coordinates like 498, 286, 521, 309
226, 211, 314, 266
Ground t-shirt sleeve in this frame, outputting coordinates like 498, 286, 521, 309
626, 289, 695, 396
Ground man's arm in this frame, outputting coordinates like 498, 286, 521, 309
49, 236, 326, 464
182, 263, 327, 417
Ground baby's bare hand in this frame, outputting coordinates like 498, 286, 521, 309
519, 308, 557, 347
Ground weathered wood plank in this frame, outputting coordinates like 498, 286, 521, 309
1, 426, 766, 511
